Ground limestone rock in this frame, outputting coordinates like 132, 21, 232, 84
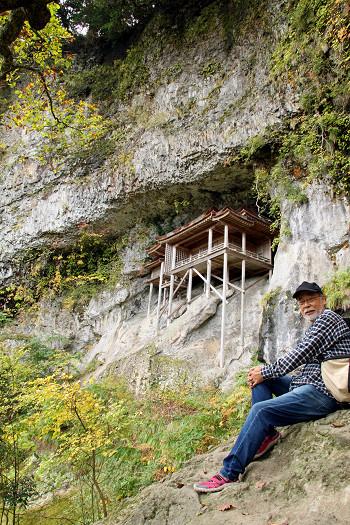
0, 0, 298, 283
259, 183, 350, 364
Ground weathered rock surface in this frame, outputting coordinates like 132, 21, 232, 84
7, 181, 349, 391
259, 182, 350, 365
12, 272, 268, 391
0, 0, 298, 282
102, 409, 350, 525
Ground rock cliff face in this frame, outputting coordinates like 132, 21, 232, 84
0, 0, 297, 281
1, 0, 349, 385
260, 182, 350, 364
1, 2, 350, 524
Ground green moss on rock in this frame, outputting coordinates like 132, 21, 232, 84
323, 268, 350, 310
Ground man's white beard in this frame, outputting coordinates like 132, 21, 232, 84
304, 310, 323, 322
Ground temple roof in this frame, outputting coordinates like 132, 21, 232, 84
147, 208, 272, 257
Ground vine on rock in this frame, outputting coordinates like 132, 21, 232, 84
269, 0, 350, 195
245, 0, 350, 249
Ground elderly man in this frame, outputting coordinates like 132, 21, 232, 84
194, 281, 350, 493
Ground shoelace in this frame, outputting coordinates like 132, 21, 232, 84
210, 474, 227, 482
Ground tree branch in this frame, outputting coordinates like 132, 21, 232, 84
0, 7, 26, 75
71, 394, 88, 432
11, 63, 84, 131
0, 0, 52, 77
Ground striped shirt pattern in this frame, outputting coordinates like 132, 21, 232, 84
261, 309, 350, 399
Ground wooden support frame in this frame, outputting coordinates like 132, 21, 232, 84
148, 210, 273, 368
174, 270, 189, 297
212, 273, 242, 293
219, 250, 228, 368
156, 262, 164, 331
187, 268, 193, 303
167, 276, 174, 326
167, 246, 177, 326
147, 282, 154, 317
240, 232, 246, 347
206, 228, 213, 298
193, 267, 223, 301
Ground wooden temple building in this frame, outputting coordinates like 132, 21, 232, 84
143, 208, 274, 367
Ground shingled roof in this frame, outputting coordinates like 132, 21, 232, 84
147, 208, 272, 258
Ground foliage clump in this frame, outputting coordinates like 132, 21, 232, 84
323, 269, 350, 310
240, 0, 350, 247
67, 44, 149, 103
60, 0, 217, 43
1, 3, 113, 168
0, 341, 75, 525
261, 287, 282, 312
0, 232, 129, 317
268, 0, 350, 195
0, 341, 252, 525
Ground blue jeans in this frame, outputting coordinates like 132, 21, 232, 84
220, 376, 338, 480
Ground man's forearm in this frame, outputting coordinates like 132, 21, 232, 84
261, 363, 283, 380
260, 353, 300, 379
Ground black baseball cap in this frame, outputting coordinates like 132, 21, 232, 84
292, 281, 323, 299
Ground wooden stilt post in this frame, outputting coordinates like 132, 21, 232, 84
187, 268, 193, 303
167, 246, 176, 326
219, 250, 228, 368
241, 232, 246, 346
268, 238, 272, 281
224, 224, 229, 292
206, 228, 213, 298
156, 262, 164, 332
168, 277, 174, 326
147, 282, 154, 317
224, 224, 229, 247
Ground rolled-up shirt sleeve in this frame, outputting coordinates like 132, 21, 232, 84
261, 311, 343, 380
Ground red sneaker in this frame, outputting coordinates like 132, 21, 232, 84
193, 473, 237, 493
254, 431, 281, 459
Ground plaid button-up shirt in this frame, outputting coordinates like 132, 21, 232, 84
261, 309, 350, 398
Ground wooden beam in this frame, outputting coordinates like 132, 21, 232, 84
167, 274, 175, 326
242, 231, 246, 253
171, 245, 177, 270
206, 228, 213, 298
156, 262, 164, 332
173, 270, 189, 297
212, 273, 242, 292
220, 251, 228, 368
224, 224, 229, 247
187, 268, 193, 303
147, 282, 153, 317
193, 268, 223, 301
240, 259, 246, 347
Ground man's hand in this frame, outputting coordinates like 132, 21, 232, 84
247, 366, 264, 389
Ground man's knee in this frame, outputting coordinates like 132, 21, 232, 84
252, 382, 272, 397
249, 400, 266, 417
249, 398, 276, 420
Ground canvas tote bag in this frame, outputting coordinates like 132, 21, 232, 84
321, 358, 350, 402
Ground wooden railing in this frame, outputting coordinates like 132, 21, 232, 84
228, 243, 271, 263
173, 241, 270, 269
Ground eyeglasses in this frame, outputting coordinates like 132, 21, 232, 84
297, 295, 322, 306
